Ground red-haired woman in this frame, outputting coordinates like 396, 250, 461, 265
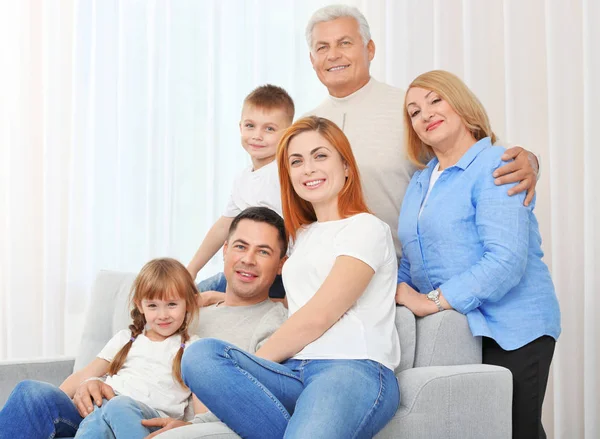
182, 116, 400, 439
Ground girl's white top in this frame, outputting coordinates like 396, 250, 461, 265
283, 213, 401, 370
98, 330, 199, 419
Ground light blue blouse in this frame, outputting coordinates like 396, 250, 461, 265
397, 137, 561, 350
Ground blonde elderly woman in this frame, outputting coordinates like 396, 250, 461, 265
395, 70, 561, 439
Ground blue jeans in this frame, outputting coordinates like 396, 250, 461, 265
0, 380, 82, 438
0, 380, 160, 439
182, 338, 400, 439
197, 271, 228, 292
76, 395, 161, 438
198, 272, 286, 299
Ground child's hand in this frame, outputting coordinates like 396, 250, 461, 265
200, 290, 224, 307
73, 379, 115, 417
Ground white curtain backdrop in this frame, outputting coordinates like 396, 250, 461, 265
1, 0, 598, 437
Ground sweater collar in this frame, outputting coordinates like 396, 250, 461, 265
327, 77, 375, 106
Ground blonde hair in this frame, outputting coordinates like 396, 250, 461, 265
108, 258, 199, 387
244, 84, 295, 123
277, 116, 370, 242
404, 70, 497, 168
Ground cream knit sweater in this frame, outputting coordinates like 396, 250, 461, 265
306, 78, 417, 258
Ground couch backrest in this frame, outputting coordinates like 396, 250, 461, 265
75, 272, 481, 375
74, 270, 136, 371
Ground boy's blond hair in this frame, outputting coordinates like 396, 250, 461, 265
243, 84, 295, 122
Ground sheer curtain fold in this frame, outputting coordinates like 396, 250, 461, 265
1, 0, 597, 437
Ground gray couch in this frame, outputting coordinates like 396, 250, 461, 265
0, 270, 513, 438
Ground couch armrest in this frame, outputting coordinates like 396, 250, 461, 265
0, 357, 75, 408
376, 365, 512, 439
414, 310, 481, 367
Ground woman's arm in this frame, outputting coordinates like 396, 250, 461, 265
396, 283, 453, 317
397, 256, 417, 288
59, 358, 110, 398
255, 255, 375, 363
187, 216, 234, 280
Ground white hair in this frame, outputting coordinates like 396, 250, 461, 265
305, 4, 371, 50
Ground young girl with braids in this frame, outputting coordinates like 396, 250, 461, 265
0, 258, 202, 439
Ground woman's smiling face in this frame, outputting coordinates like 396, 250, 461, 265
405, 86, 467, 148
287, 130, 348, 210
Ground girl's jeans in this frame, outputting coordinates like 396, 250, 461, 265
182, 338, 400, 439
0, 380, 161, 439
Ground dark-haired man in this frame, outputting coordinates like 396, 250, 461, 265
54, 207, 287, 438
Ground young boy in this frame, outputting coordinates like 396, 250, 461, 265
188, 84, 294, 299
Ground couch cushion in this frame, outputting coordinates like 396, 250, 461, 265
394, 306, 416, 373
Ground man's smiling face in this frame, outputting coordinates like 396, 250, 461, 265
309, 16, 375, 98
222, 219, 284, 302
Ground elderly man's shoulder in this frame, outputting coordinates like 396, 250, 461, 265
303, 78, 405, 118
368, 79, 406, 105
372, 78, 405, 95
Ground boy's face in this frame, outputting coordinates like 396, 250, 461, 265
240, 104, 291, 169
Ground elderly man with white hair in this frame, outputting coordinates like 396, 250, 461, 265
305, 4, 539, 258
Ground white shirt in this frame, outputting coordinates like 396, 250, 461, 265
306, 78, 417, 258
98, 330, 199, 419
223, 160, 282, 217
283, 213, 401, 371
419, 163, 444, 217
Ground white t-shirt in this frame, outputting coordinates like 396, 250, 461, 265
282, 213, 401, 371
98, 330, 199, 419
306, 78, 416, 258
223, 160, 282, 217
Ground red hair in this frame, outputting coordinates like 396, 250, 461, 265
276, 116, 370, 242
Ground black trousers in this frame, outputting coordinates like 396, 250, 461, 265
482, 335, 556, 439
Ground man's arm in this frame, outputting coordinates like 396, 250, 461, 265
187, 216, 234, 279
71, 379, 116, 418
59, 358, 110, 398
493, 146, 539, 206
58, 358, 114, 417
141, 396, 213, 438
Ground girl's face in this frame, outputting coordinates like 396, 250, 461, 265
286, 130, 348, 211
138, 296, 187, 341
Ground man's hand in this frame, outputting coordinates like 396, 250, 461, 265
142, 417, 191, 438
395, 283, 436, 317
493, 146, 538, 206
73, 379, 115, 417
